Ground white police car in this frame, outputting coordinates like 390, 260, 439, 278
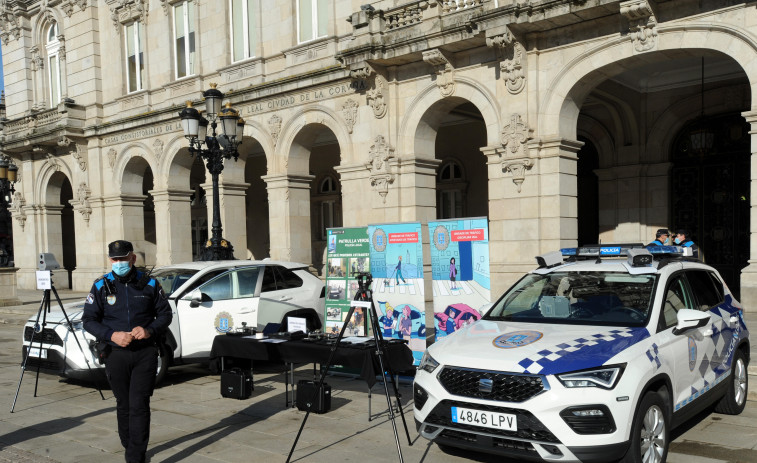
414, 245, 749, 463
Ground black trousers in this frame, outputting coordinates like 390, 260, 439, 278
105, 346, 158, 463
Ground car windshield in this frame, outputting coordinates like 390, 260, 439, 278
151, 268, 200, 295
484, 271, 658, 327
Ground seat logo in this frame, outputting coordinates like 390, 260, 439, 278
478, 378, 493, 394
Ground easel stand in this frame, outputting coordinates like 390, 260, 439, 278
286, 273, 411, 463
11, 278, 105, 412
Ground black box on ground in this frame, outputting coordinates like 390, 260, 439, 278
296, 380, 331, 413
221, 368, 253, 399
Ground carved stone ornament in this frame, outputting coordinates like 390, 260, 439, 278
268, 114, 282, 147
10, 192, 27, 230
501, 114, 532, 158
153, 138, 164, 160
366, 75, 388, 119
422, 49, 455, 97
108, 0, 148, 32
43, 153, 61, 171
502, 159, 534, 193
342, 98, 358, 134
365, 135, 395, 203
30, 47, 44, 72
0, 0, 21, 45
487, 29, 526, 94
72, 144, 87, 171
72, 182, 93, 225
108, 148, 118, 168
60, 0, 87, 17
40, 0, 55, 24
620, 0, 658, 53
160, 0, 169, 15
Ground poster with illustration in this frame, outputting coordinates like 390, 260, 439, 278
428, 218, 491, 341
324, 227, 370, 335
367, 222, 425, 364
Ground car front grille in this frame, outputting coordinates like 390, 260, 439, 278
437, 366, 545, 402
24, 326, 64, 346
425, 399, 559, 443
21, 348, 65, 373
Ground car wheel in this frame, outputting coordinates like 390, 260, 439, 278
714, 348, 748, 415
621, 391, 669, 463
155, 343, 170, 386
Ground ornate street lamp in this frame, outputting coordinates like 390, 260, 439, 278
178, 83, 244, 261
0, 155, 18, 206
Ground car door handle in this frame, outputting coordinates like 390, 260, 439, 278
238, 307, 254, 314
279, 296, 292, 302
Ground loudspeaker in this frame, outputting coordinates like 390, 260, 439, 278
221, 368, 253, 399
296, 380, 331, 413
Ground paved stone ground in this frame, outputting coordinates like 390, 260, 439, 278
1, 290, 756, 462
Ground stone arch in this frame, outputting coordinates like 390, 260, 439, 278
35, 158, 74, 204
577, 114, 615, 168
274, 105, 351, 174
31, 8, 65, 46
541, 25, 757, 140
399, 77, 501, 157
241, 119, 275, 164
162, 134, 196, 190
113, 142, 159, 190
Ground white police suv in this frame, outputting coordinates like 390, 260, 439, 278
414, 245, 749, 463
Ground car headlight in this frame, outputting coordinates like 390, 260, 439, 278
556, 365, 624, 389
418, 351, 439, 374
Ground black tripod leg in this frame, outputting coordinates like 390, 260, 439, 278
50, 286, 106, 400
368, 303, 412, 446
286, 304, 357, 463
11, 291, 48, 412
33, 290, 50, 397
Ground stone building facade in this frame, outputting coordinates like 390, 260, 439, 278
1, 0, 757, 307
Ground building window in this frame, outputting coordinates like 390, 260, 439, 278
297, 0, 328, 43
230, 0, 257, 62
437, 160, 466, 219
125, 21, 145, 93
173, 1, 196, 78
46, 23, 61, 107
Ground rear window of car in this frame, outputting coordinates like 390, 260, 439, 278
485, 271, 657, 326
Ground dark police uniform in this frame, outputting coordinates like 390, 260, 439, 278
82, 256, 171, 463
681, 240, 700, 259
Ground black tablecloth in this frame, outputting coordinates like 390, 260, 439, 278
210, 335, 414, 387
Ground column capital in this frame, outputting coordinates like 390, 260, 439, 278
530, 137, 584, 158
741, 110, 757, 124
261, 174, 315, 190
148, 188, 193, 201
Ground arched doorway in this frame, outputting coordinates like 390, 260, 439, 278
671, 112, 750, 297
189, 155, 207, 261
245, 143, 270, 260
305, 127, 341, 273
122, 157, 155, 267
46, 171, 75, 288
577, 136, 599, 246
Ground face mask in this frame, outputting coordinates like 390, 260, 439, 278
674, 237, 681, 245
112, 261, 131, 276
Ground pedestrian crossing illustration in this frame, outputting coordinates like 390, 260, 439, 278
371, 278, 479, 298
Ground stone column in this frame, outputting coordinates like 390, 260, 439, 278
103, 194, 148, 265
150, 188, 194, 266
200, 181, 249, 261
395, 157, 440, 224
262, 174, 314, 264
0, 267, 21, 306
739, 110, 757, 310
335, 163, 372, 227
42, 205, 65, 269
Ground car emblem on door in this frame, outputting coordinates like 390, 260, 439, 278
479, 378, 493, 394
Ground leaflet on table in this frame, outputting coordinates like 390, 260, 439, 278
428, 218, 491, 342
324, 227, 371, 338
367, 221, 425, 365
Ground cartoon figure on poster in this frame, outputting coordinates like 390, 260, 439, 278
377, 301, 426, 340
428, 218, 491, 340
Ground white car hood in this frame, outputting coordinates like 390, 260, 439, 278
26, 304, 85, 325
429, 320, 650, 376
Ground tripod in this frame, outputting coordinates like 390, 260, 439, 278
12, 274, 105, 412
286, 272, 411, 463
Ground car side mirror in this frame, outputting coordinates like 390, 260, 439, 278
672, 308, 710, 335
188, 289, 208, 308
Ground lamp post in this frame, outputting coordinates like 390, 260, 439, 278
178, 83, 244, 261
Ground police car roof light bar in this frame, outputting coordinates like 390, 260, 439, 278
560, 244, 686, 260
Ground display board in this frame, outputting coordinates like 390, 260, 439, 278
428, 218, 491, 341
367, 222, 425, 364
324, 227, 371, 336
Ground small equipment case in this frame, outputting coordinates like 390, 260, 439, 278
296, 380, 331, 413
221, 368, 253, 399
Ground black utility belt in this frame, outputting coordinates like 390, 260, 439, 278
111, 342, 156, 351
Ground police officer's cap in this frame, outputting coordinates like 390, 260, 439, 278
108, 240, 134, 258
656, 228, 669, 236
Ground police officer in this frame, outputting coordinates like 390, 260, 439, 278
647, 228, 670, 246
674, 228, 700, 259
82, 240, 172, 463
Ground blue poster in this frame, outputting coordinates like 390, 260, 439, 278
367, 222, 425, 364
428, 218, 491, 341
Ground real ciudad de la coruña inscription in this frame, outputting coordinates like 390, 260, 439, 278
243, 82, 363, 115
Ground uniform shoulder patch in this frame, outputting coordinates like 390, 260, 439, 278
86, 293, 94, 304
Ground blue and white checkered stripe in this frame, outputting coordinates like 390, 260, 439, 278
646, 343, 661, 369
517, 328, 650, 375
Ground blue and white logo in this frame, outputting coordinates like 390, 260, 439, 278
493, 330, 543, 349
